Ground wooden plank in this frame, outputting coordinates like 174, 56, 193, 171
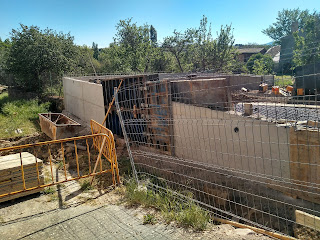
295, 210, 320, 231
0, 187, 43, 203
289, 128, 320, 204
0, 177, 44, 195
0, 152, 43, 172
0, 167, 43, 182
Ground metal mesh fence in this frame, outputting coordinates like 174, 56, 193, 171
113, 66, 320, 238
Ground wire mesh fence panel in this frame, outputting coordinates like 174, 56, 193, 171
115, 64, 320, 238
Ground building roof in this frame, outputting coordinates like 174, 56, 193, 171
265, 45, 281, 58
237, 48, 266, 54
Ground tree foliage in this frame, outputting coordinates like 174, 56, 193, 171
150, 25, 157, 46
92, 42, 99, 60
163, 15, 235, 73
246, 53, 273, 74
6, 24, 78, 92
0, 38, 11, 72
262, 8, 312, 44
293, 12, 320, 67
163, 28, 197, 72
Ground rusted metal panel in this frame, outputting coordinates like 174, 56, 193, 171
38, 113, 81, 140
144, 80, 172, 154
171, 78, 230, 110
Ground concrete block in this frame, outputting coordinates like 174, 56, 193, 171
244, 103, 253, 116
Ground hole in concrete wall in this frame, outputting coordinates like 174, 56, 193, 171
234, 127, 239, 133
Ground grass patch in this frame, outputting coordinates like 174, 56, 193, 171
0, 92, 50, 139
42, 186, 55, 195
274, 75, 294, 87
143, 213, 157, 225
79, 179, 94, 191
124, 179, 210, 231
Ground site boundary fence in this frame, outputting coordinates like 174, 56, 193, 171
114, 70, 320, 239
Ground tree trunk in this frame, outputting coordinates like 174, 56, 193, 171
174, 52, 184, 72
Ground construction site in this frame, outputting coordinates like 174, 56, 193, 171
0, 67, 319, 239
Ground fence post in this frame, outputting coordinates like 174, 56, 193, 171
114, 87, 139, 183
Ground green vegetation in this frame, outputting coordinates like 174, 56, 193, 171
0, 92, 50, 138
6, 24, 78, 93
274, 75, 294, 87
143, 213, 157, 225
262, 8, 320, 70
79, 179, 94, 191
262, 8, 313, 44
42, 186, 55, 195
124, 179, 210, 231
246, 53, 274, 75
293, 12, 320, 67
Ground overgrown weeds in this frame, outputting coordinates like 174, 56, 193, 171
0, 92, 50, 138
124, 179, 210, 231
274, 75, 294, 87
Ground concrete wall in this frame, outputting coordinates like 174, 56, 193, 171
227, 75, 265, 91
63, 77, 105, 126
172, 102, 290, 180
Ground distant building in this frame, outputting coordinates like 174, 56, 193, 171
265, 45, 281, 72
236, 48, 267, 62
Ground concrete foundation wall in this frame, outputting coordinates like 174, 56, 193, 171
63, 77, 105, 126
227, 75, 263, 91
172, 102, 290, 180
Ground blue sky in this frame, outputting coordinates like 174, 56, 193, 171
0, 0, 319, 47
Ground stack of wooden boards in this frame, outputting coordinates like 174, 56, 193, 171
0, 152, 44, 203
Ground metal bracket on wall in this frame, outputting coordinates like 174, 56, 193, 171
114, 87, 139, 183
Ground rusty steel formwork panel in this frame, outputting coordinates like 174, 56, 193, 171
38, 113, 81, 140
171, 77, 231, 111
101, 75, 147, 136
143, 79, 173, 154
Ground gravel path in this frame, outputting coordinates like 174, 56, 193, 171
236, 102, 320, 121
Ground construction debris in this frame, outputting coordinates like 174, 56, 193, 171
258, 83, 268, 93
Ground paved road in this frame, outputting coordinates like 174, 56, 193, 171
1, 203, 270, 240
2, 204, 177, 240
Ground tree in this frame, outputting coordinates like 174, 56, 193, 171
293, 12, 320, 66
208, 24, 235, 72
0, 38, 11, 72
6, 24, 78, 92
92, 42, 99, 60
262, 8, 312, 44
191, 15, 212, 71
113, 18, 153, 73
246, 53, 273, 74
76, 45, 102, 75
150, 25, 157, 46
0, 38, 11, 85
252, 59, 269, 75
162, 28, 197, 72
